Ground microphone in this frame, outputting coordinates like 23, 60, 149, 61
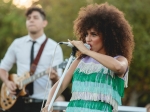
59, 42, 91, 50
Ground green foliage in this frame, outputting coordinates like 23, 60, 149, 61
0, 0, 150, 106
38, 0, 88, 58
0, 1, 26, 59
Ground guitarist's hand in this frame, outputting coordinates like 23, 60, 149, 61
47, 68, 59, 84
5, 80, 17, 96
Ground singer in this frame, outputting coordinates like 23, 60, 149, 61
42, 3, 134, 112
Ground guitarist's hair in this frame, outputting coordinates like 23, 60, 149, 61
25, 6, 46, 20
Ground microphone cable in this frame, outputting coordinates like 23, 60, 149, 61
40, 41, 90, 111
40, 42, 61, 112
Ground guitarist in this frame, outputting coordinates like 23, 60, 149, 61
0, 7, 63, 112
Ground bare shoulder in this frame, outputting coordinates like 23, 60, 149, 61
115, 56, 128, 62
115, 56, 128, 69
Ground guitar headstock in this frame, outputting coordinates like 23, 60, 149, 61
58, 58, 75, 69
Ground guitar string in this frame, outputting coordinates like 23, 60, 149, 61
40, 42, 61, 112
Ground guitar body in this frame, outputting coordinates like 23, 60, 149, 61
0, 59, 69, 110
0, 73, 30, 110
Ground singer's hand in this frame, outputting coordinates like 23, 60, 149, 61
68, 39, 89, 54
41, 105, 53, 112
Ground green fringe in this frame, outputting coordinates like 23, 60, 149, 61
72, 68, 124, 97
66, 100, 113, 112
71, 82, 122, 105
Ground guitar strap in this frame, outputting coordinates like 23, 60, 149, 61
30, 38, 48, 75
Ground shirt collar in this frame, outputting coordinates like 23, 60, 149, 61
26, 34, 46, 45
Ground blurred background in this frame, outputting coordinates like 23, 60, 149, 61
0, 0, 150, 109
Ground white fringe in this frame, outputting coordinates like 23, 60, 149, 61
66, 107, 110, 112
124, 70, 128, 88
71, 92, 118, 111
77, 61, 114, 77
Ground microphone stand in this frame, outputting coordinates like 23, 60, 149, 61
48, 47, 77, 111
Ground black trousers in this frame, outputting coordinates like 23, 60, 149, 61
4, 97, 45, 112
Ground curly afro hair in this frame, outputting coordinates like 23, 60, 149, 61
73, 3, 134, 65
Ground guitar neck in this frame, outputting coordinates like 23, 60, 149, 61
21, 59, 71, 86
22, 70, 48, 86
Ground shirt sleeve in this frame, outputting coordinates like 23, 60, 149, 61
0, 40, 17, 71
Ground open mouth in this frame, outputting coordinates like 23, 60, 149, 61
88, 44, 92, 50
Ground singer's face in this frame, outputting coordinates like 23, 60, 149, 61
85, 28, 105, 54
26, 11, 47, 34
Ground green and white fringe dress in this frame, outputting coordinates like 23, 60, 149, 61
66, 56, 128, 112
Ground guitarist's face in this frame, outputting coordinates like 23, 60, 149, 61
26, 11, 47, 36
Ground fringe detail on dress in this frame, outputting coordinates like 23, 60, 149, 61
124, 70, 128, 88
66, 107, 108, 112
66, 100, 114, 112
72, 81, 122, 105
77, 61, 114, 77
70, 92, 118, 111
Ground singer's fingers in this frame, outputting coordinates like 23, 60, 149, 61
68, 39, 75, 45
68, 39, 73, 43
68, 39, 75, 42
41, 106, 53, 112
67, 39, 72, 43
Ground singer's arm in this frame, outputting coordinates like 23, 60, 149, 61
69, 40, 128, 77
86, 51, 128, 77
45, 58, 80, 106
